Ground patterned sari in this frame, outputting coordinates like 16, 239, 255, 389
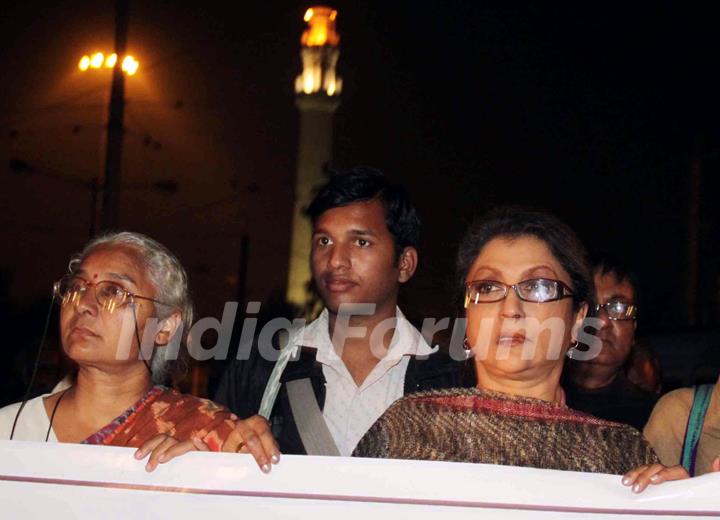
82, 386, 235, 451
354, 388, 659, 474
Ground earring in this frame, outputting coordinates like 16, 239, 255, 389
463, 338, 474, 360
566, 341, 579, 359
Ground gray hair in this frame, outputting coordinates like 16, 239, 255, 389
68, 231, 193, 384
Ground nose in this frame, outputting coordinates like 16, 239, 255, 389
327, 242, 350, 270
500, 286, 525, 319
595, 305, 611, 329
73, 285, 99, 316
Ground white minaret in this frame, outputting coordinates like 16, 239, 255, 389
287, 6, 342, 307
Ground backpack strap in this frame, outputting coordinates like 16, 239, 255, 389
680, 384, 714, 476
258, 330, 295, 419
286, 378, 340, 456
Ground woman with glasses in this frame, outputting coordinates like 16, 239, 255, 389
0, 231, 235, 469
354, 207, 658, 474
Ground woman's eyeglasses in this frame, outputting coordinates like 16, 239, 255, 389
53, 276, 169, 313
465, 278, 574, 305
594, 300, 637, 321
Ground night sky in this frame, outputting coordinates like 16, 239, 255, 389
1, 0, 718, 348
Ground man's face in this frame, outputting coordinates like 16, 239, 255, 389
311, 199, 414, 316
590, 271, 637, 369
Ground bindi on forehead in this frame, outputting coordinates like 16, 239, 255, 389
93, 273, 98, 279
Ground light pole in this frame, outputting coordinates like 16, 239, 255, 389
77, 49, 139, 232
77, 0, 134, 231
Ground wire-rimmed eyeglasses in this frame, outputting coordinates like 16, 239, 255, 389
53, 276, 172, 313
465, 278, 575, 306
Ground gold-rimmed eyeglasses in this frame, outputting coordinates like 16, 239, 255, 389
594, 300, 637, 321
53, 276, 171, 313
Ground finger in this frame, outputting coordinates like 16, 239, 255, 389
220, 428, 245, 452
134, 434, 170, 460
146, 436, 179, 472
646, 465, 690, 486
246, 415, 281, 467
629, 464, 666, 493
712, 457, 720, 473
223, 417, 271, 472
192, 436, 210, 452
621, 465, 649, 486
253, 418, 281, 464
154, 439, 201, 466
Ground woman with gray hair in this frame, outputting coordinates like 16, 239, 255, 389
0, 231, 236, 469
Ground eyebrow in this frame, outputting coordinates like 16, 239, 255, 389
348, 228, 377, 237
470, 264, 559, 280
470, 266, 503, 279
521, 265, 559, 279
606, 293, 634, 302
76, 270, 138, 287
312, 228, 378, 237
108, 272, 138, 286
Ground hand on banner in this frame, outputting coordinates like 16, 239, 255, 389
221, 414, 281, 473
623, 456, 720, 493
134, 435, 210, 472
621, 463, 689, 493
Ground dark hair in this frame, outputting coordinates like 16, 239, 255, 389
306, 167, 421, 258
590, 251, 639, 299
456, 206, 593, 312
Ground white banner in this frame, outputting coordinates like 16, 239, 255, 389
0, 440, 718, 519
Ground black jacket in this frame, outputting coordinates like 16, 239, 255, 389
214, 342, 473, 454
563, 372, 657, 431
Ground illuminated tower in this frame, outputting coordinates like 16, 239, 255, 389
286, 6, 342, 306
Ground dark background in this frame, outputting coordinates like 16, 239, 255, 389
1, 1, 718, 402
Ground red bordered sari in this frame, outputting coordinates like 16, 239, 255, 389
82, 386, 235, 451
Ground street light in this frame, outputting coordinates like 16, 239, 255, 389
78, 52, 139, 76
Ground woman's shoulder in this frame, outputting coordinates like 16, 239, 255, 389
0, 395, 50, 441
653, 387, 695, 413
395, 388, 624, 424
358, 388, 477, 436
382, 387, 566, 425
388, 388, 480, 410
0, 400, 24, 422
643, 386, 696, 439
0, 394, 47, 420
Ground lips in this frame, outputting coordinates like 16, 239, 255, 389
323, 275, 357, 293
497, 332, 528, 347
69, 326, 100, 339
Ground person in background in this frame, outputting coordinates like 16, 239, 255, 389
642, 376, 720, 478
625, 341, 661, 395
563, 253, 656, 430
622, 374, 720, 493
